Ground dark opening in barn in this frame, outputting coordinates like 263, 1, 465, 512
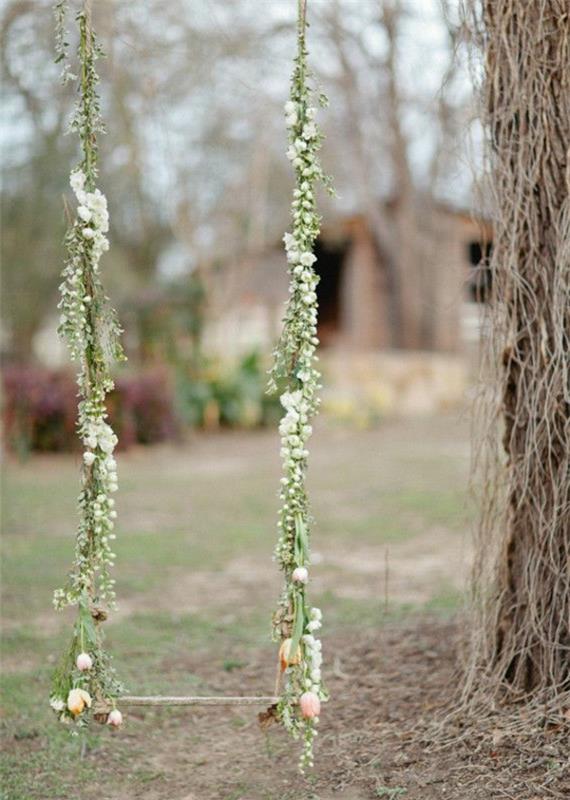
313, 238, 347, 346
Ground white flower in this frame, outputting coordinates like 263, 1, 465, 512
86, 189, 107, 213
302, 634, 316, 647
279, 417, 298, 437
70, 170, 85, 193
307, 619, 321, 632
310, 607, 322, 621
83, 451, 96, 466
77, 206, 92, 223
82, 227, 95, 239
280, 390, 303, 411
292, 566, 309, 584
50, 696, 65, 712
300, 252, 317, 267
283, 232, 296, 250
302, 122, 318, 139
286, 146, 297, 161
99, 435, 117, 455
284, 100, 297, 115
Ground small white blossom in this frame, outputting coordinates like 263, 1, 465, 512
77, 206, 92, 222
70, 170, 85, 194
300, 252, 317, 267
50, 696, 65, 712
302, 122, 318, 139
292, 566, 309, 584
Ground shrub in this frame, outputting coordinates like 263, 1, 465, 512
2, 354, 281, 455
175, 351, 282, 430
2, 366, 178, 456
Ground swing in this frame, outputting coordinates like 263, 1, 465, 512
50, 0, 330, 770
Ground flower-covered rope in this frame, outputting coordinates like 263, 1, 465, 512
268, 0, 334, 772
50, 0, 125, 729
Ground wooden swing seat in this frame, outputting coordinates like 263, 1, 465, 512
121, 695, 278, 706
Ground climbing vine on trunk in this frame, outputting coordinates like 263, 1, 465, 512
268, 0, 334, 771
465, 0, 570, 711
50, 0, 125, 729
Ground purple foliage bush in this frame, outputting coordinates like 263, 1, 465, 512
2, 365, 178, 455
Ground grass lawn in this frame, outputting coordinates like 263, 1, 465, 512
1, 414, 473, 800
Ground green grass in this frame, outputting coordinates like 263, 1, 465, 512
1, 418, 470, 799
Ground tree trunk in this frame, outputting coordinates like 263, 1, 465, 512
471, 0, 570, 699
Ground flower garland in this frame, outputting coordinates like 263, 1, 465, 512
50, 0, 125, 729
268, 0, 333, 771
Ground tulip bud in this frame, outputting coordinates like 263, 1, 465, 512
299, 691, 320, 719
76, 652, 93, 671
107, 709, 123, 727
292, 566, 309, 584
279, 638, 302, 671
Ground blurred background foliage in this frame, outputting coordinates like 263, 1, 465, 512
1, 0, 474, 452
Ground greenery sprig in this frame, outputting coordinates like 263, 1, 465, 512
269, 0, 334, 772
50, 1, 125, 730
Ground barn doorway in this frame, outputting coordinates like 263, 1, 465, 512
314, 238, 347, 346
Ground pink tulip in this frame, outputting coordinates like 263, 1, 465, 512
76, 652, 93, 671
299, 691, 320, 719
107, 709, 123, 727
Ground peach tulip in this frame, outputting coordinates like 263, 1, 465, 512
67, 688, 92, 716
299, 691, 320, 719
279, 638, 302, 671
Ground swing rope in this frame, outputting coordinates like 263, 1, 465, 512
50, 0, 126, 728
49, 0, 332, 769
267, 0, 334, 771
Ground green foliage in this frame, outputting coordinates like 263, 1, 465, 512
176, 351, 282, 429
375, 786, 407, 799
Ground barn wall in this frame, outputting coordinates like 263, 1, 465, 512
340, 218, 391, 349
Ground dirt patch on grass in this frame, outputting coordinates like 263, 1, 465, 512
111, 528, 469, 627
52, 618, 569, 800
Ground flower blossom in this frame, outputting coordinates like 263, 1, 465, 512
67, 688, 92, 716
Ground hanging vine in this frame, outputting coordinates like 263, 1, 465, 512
50, 0, 125, 729
268, 0, 334, 771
